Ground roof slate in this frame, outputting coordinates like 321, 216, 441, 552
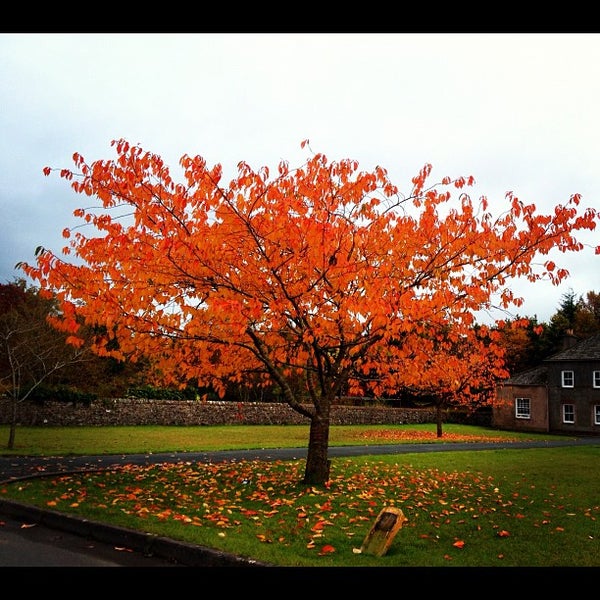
544, 332, 600, 362
504, 365, 548, 386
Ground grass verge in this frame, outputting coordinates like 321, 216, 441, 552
1, 424, 598, 566
0, 423, 563, 456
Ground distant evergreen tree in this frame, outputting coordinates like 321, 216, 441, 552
542, 288, 599, 354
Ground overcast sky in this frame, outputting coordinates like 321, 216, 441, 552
1, 33, 599, 324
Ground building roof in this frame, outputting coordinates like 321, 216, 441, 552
500, 332, 600, 385
504, 365, 548, 386
544, 332, 600, 362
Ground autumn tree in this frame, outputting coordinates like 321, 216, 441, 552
391, 324, 509, 437
573, 290, 600, 337
539, 289, 600, 356
0, 279, 90, 449
20, 139, 600, 485
494, 290, 600, 375
494, 316, 547, 375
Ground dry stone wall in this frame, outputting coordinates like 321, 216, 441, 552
0, 398, 452, 427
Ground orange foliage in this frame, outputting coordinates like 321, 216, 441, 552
21, 139, 599, 420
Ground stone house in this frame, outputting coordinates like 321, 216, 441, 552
493, 332, 600, 435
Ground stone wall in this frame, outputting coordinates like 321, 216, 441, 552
0, 398, 491, 427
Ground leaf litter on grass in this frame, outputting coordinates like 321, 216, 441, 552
3, 439, 599, 566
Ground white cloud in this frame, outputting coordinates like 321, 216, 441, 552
1, 33, 599, 322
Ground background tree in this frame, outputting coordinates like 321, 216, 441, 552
0, 279, 90, 449
20, 139, 600, 485
495, 289, 600, 376
392, 324, 509, 437
495, 316, 546, 375
573, 290, 600, 337
540, 289, 600, 357
546, 289, 579, 349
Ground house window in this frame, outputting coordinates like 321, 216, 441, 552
562, 404, 575, 424
594, 406, 600, 426
594, 371, 600, 388
561, 371, 574, 388
515, 397, 531, 419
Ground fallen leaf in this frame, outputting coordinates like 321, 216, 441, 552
453, 540, 465, 548
20, 523, 36, 529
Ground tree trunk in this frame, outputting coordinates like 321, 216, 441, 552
436, 402, 443, 438
7, 398, 17, 450
302, 412, 331, 486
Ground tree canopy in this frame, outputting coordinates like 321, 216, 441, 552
20, 139, 600, 484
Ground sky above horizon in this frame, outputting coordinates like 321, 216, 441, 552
1, 33, 599, 324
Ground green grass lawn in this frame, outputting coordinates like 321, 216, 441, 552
0, 422, 563, 456
1, 423, 598, 567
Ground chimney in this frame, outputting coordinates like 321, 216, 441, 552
561, 329, 578, 350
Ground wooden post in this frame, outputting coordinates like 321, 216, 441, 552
360, 506, 407, 557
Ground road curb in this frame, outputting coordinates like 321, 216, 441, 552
0, 496, 271, 567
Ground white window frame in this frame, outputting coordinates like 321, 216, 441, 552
593, 371, 600, 388
515, 397, 531, 419
594, 405, 600, 426
561, 370, 574, 388
562, 404, 575, 424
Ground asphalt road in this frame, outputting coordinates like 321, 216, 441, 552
2, 437, 599, 569
0, 511, 183, 567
